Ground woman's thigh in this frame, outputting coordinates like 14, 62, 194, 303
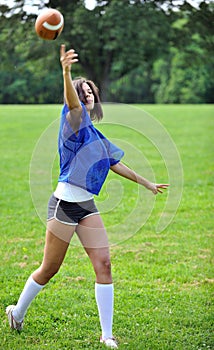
32, 224, 76, 285
43, 228, 73, 266
76, 214, 112, 283
76, 214, 109, 249
47, 217, 76, 244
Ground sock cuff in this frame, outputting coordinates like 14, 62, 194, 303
30, 275, 45, 289
95, 283, 114, 288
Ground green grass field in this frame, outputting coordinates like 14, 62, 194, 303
0, 104, 213, 350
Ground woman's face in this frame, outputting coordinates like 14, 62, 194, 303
82, 82, 95, 112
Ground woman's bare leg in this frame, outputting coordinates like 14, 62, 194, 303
11, 222, 76, 323
33, 226, 75, 285
76, 214, 114, 340
76, 214, 112, 283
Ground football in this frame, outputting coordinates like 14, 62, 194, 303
35, 8, 64, 40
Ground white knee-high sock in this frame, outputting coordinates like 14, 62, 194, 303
95, 283, 114, 339
12, 275, 44, 322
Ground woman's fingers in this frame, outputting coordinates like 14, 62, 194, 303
67, 52, 78, 61
60, 44, 66, 58
60, 45, 78, 71
155, 184, 170, 195
60, 45, 78, 65
157, 184, 170, 189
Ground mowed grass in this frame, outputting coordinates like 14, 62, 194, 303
0, 104, 213, 350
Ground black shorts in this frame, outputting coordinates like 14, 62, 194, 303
47, 194, 99, 225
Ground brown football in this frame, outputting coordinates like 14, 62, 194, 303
35, 8, 64, 40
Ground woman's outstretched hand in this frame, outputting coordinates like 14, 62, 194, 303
145, 182, 170, 195
60, 44, 78, 73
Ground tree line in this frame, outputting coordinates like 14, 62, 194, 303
0, 0, 213, 104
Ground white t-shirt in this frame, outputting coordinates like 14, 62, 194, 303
54, 182, 93, 202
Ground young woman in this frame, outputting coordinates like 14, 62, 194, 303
6, 45, 169, 349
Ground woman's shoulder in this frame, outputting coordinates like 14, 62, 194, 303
60, 102, 93, 140
61, 102, 90, 120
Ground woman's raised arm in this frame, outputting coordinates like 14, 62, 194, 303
60, 45, 82, 129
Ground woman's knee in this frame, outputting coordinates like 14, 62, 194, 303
93, 257, 112, 284
45, 265, 60, 279
103, 257, 112, 272
32, 263, 60, 284
94, 256, 112, 275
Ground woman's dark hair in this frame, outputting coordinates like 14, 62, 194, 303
72, 77, 103, 122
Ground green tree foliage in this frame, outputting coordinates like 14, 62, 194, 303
152, 1, 214, 103
0, 0, 213, 103
50, 0, 172, 101
0, 1, 62, 103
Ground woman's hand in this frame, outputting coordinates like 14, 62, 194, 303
60, 44, 78, 74
144, 182, 169, 195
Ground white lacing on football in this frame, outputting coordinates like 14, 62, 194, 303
43, 14, 64, 31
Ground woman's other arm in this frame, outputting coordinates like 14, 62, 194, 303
110, 162, 169, 195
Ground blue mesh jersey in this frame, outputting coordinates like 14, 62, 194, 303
58, 103, 124, 195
